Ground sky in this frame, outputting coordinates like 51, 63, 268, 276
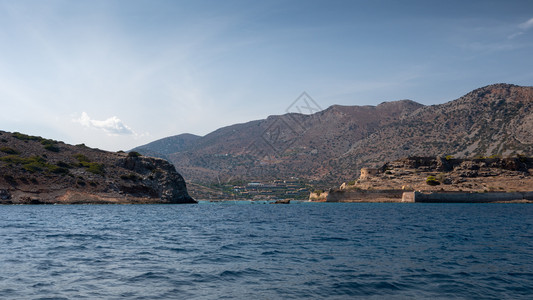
1, 0, 532, 151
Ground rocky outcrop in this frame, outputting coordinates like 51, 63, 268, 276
0, 130, 195, 204
118, 155, 194, 203
314, 156, 533, 202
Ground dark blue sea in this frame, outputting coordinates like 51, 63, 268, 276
1, 202, 532, 299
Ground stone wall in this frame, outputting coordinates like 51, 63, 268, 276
408, 191, 533, 203
326, 189, 405, 202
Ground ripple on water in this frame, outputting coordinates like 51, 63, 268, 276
0, 203, 532, 299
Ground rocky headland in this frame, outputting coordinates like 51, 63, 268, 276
313, 156, 533, 203
0, 131, 196, 204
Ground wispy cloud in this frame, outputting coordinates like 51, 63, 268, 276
507, 31, 524, 39
74, 112, 136, 136
518, 17, 533, 30
508, 17, 533, 39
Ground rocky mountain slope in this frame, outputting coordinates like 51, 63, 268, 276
0, 131, 195, 204
135, 100, 424, 183
335, 84, 533, 180
134, 83, 533, 186
134, 133, 201, 160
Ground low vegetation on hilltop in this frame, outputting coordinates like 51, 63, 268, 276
0, 130, 195, 204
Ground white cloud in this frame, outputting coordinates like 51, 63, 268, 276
74, 112, 136, 136
507, 17, 533, 40
518, 17, 533, 30
508, 31, 524, 39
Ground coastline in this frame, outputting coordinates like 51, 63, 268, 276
311, 189, 533, 203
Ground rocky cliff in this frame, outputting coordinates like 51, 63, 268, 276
0, 131, 195, 204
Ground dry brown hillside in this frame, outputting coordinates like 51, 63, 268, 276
134, 83, 533, 187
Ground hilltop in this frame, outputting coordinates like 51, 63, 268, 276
0, 131, 195, 204
134, 83, 533, 189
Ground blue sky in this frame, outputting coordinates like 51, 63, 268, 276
1, 0, 532, 151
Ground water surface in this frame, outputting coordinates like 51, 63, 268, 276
1, 203, 532, 299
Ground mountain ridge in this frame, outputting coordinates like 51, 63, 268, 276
133, 83, 533, 187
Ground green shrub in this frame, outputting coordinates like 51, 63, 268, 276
0, 147, 20, 154
426, 176, 440, 186
87, 163, 105, 175
0, 155, 69, 174
0, 155, 41, 165
445, 155, 454, 160
128, 151, 142, 158
347, 180, 356, 186
40, 139, 58, 146
74, 154, 90, 163
12, 132, 44, 142
23, 162, 44, 173
41, 139, 60, 152
73, 157, 105, 175
44, 144, 60, 152
56, 161, 71, 169
50, 166, 69, 175
120, 173, 140, 181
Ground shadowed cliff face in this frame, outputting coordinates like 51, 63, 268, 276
119, 155, 194, 203
134, 83, 533, 186
0, 131, 195, 204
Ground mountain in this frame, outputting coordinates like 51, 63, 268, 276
134, 99, 423, 183
133, 133, 201, 160
133, 83, 533, 186
0, 131, 195, 204
333, 83, 533, 179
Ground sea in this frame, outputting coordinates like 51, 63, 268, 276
1, 202, 532, 300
